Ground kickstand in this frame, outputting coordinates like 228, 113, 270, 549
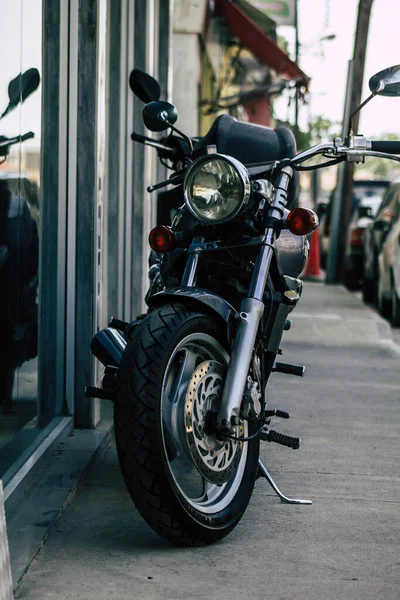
258, 459, 312, 505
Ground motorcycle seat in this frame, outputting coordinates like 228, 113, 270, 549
193, 114, 297, 165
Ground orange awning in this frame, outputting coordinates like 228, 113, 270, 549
217, 0, 310, 87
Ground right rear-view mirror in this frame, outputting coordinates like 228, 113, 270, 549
358, 206, 373, 218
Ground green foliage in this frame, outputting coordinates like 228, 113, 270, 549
277, 35, 290, 56
308, 115, 340, 146
294, 128, 310, 151
275, 114, 340, 152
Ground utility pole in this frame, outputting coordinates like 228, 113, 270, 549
294, 0, 300, 143
326, 0, 374, 282
326, 59, 355, 283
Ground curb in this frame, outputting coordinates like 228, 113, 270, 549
8, 419, 114, 592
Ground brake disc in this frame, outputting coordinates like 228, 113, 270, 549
184, 360, 244, 484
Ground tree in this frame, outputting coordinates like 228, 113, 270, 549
275, 114, 339, 152
308, 115, 340, 147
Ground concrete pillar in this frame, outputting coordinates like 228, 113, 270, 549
172, 34, 201, 137
172, 0, 207, 137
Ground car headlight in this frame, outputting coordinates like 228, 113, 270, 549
183, 154, 250, 224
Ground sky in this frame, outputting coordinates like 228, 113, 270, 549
276, 0, 400, 138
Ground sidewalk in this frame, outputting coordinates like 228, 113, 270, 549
12, 282, 400, 600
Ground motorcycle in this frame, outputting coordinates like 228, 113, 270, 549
87, 64, 400, 545
0, 68, 40, 411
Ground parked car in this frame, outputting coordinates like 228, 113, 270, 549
319, 179, 390, 269
375, 197, 400, 325
343, 193, 384, 290
362, 180, 400, 305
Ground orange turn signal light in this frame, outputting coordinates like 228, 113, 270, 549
148, 225, 176, 253
287, 208, 319, 236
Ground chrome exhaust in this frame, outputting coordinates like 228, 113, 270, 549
90, 327, 127, 367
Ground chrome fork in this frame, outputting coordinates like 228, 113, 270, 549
216, 166, 293, 431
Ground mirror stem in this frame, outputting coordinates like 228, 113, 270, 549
347, 80, 386, 140
162, 117, 193, 153
347, 90, 376, 139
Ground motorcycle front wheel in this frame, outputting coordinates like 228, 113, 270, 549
115, 303, 259, 546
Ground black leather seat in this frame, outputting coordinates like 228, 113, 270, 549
193, 114, 297, 164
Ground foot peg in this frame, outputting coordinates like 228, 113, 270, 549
85, 385, 115, 401
85, 365, 119, 402
273, 361, 305, 377
108, 317, 129, 331
257, 459, 312, 505
260, 428, 300, 450
264, 409, 290, 419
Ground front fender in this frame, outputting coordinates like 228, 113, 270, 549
148, 286, 236, 345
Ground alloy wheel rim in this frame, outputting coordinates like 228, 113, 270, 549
161, 332, 249, 515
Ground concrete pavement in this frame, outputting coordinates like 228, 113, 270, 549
13, 283, 400, 600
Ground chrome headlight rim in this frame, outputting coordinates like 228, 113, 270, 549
183, 153, 251, 225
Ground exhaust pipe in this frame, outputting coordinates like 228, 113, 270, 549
90, 327, 127, 367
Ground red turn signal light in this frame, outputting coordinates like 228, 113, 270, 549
148, 225, 176, 253
287, 208, 319, 236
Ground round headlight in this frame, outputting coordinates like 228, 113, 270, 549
183, 154, 250, 224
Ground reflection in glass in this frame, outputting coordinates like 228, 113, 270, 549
0, 0, 42, 477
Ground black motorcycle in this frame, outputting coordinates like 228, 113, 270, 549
88, 65, 400, 546
0, 68, 40, 410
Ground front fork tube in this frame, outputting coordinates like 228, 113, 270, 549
216, 240, 274, 429
181, 236, 205, 286
217, 166, 292, 430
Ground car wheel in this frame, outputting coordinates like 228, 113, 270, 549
377, 278, 391, 318
391, 283, 400, 327
343, 270, 359, 291
362, 276, 376, 304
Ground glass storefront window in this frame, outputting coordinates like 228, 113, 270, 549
0, 0, 42, 477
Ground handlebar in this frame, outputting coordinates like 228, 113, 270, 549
370, 140, 400, 154
131, 131, 200, 166
131, 132, 175, 155
144, 131, 400, 191
0, 131, 34, 147
285, 136, 400, 172
20, 131, 35, 142
0, 131, 35, 157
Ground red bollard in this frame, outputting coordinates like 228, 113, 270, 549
302, 228, 324, 281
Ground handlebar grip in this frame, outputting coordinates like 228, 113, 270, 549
131, 131, 174, 155
370, 140, 400, 154
20, 131, 35, 142
131, 132, 148, 143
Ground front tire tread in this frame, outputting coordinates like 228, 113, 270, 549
115, 303, 258, 546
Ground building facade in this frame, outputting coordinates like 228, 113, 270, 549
1, 0, 172, 504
